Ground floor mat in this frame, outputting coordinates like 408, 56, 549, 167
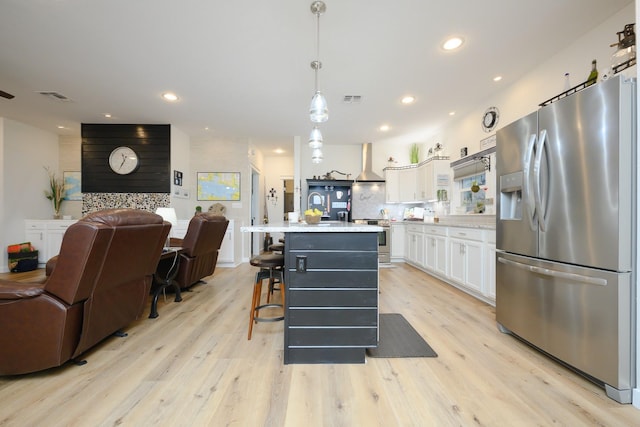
366, 313, 438, 358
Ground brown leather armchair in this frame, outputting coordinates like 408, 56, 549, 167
0, 209, 170, 375
169, 213, 229, 290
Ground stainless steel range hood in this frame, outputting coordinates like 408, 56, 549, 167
355, 143, 385, 182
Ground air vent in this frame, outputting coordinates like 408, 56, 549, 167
38, 91, 72, 102
343, 95, 362, 104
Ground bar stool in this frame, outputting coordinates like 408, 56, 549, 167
268, 242, 284, 253
248, 253, 285, 340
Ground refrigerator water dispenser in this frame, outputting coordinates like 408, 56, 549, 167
499, 171, 523, 220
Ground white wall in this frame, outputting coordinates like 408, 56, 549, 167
1, 118, 58, 272
169, 125, 191, 219
59, 135, 82, 219
190, 136, 253, 264
442, 4, 636, 161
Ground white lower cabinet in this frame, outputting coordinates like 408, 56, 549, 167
448, 227, 484, 295
485, 231, 496, 300
423, 226, 447, 277
405, 224, 424, 267
390, 223, 405, 261
217, 221, 234, 264
175, 219, 235, 265
400, 222, 496, 304
25, 220, 77, 264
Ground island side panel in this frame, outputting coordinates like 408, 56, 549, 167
284, 232, 379, 364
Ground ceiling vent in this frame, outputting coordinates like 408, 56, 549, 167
0, 90, 15, 100
38, 91, 72, 102
343, 95, 362, 104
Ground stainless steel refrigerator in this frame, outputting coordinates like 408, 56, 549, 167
496, 75, 636, 403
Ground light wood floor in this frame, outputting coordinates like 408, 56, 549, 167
1, 263, 639, 426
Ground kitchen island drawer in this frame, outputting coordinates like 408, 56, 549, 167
286, 269, 377, 288
288, 308, 377, 326
288, 289, 377, 307
287, 251, 377, 269
288, 326, 377, 346
288, 232, 377, 250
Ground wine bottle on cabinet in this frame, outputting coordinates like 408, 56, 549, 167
586, 59, 598, 86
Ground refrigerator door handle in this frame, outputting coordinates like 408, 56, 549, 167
523, 133, 537, 231
533, 129, 547, 232
498, 257, 607, 286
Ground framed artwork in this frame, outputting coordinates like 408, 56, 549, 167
173, 170, 183, 186
197, 172, 241, 201
63, 171, 82, 201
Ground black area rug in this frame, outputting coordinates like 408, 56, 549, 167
366, 313, 438, 358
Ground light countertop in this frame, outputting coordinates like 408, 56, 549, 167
241, 221, 382, 233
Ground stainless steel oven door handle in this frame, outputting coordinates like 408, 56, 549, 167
498, 257, 606, 286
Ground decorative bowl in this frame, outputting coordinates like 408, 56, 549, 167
305, 215, 321, 224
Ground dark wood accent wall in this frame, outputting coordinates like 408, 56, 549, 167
81, 124, 170, 193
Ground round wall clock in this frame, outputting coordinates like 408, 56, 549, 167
108, 146, 139, 175
481, 106, 500, 133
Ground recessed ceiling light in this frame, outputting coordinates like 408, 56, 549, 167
274, 148, 285, 154
442, 37, 464, 51
104, 113, 112, 118
449, 111, 456, 116
57, 125, 65, 129
379, 124, 391, 132
162, 92, 179, 102
401, 95, 415, 104
493, 76, 503, 82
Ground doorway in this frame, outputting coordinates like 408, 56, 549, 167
283, 179, 294, 221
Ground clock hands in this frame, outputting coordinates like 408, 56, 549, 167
119, 153, 127, 170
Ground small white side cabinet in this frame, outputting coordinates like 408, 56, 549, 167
390, 223, 405, 261
174, 218, 235, 266
25, 220, 77, 264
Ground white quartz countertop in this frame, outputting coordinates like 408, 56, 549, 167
241, 221, 382, 233
391, 215, 496, 230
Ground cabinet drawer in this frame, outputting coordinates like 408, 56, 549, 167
288, 232, 377, 250
449, 227, 484, 241
286, 270, 377, 288
288, 308, 377, 326
288, 326, 377, 346
406, 224, 424, 233
423, 226, 447, 237
288, 289, 377, 307
287, 251, 377, 270
25, 221, 45, 230
47, 221, 74, 231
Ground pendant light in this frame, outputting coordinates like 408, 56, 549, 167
311, 148, 324, 164
309, 1, 328, 123
308, 126, 323, 149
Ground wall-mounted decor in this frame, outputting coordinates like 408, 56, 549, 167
81, 124, 170, 193
63, 171, 82, 201
197, 172, 241, 201
173, 170, 183, 186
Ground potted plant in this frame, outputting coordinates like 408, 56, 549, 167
44, 167, 66, 219
410, 144, 420, 164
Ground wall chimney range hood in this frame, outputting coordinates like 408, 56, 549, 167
355, 143, 385, 182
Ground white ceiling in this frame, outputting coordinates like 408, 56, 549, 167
0, 0, 633, 155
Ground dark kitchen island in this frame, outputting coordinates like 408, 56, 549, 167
241, 221, 381, 364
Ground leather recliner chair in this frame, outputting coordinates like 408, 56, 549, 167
0, 209, 170, 375
169, 213, 229, 290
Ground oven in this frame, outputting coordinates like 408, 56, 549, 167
354, 219, 390, 263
